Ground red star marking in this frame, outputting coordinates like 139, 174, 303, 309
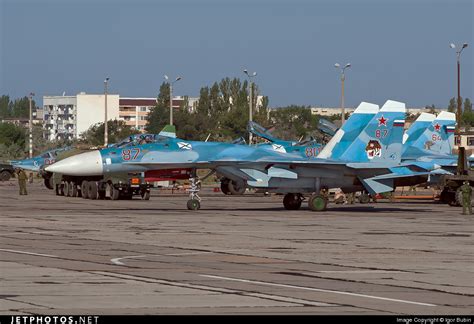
434, 123, 441, 132
378, 116, 388, 127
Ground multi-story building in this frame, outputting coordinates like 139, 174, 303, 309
43, 93, 119, 141
119, 98, 156, 132
43, 93, 200, 140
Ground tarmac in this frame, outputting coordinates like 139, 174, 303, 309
0, 180, 473, 315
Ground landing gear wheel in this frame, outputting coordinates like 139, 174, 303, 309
308, 194, 327, 212
66, 181, 74, 197
81, 180, 89, 199
228, 180, 246, 195
187, 199, 201, 210
359, 193, 370, 204
220, 180, 230, 195
64, 181, 71, 197
110, 186, 120, 200
187, 170, 202, 210
0, 170, 11, 181
283, 193, 302, 210
58, 183, 65, 196
44, 177, 53, 190
88, 181, 98, 200
55, 184, 63, 196
71, 183, 78, 197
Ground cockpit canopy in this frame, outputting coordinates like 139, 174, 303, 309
112, 134, 170, 148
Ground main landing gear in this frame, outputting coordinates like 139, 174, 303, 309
282, 192, 328, 211
283, 193, 303, 210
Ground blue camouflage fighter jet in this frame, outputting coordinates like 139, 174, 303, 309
10, 147, 72, 172
47, 99, 442, 211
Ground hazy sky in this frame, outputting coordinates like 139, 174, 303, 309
1, 0, 472, 108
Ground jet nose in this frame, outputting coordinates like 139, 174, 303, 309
45, 150, 103, 176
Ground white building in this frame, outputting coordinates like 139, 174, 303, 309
43, 93, 119, 141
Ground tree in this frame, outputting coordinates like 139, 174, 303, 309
448, 97, 456, 113
0, 95, 10, 118
146, 82, 171, 134
464, 98, 472, 113
80, 120, 139, 146
0, 122, 26, 147
268, 106, 319, 141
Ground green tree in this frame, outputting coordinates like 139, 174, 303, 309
80, 120, 139, 146
0, 122, 26, 147
9, 97, 35, 118
448, 97, 456, 113
146, 82, 171, 133
0, 95, 10, 118
269, 106, 319, 141
464, 98, 472, 113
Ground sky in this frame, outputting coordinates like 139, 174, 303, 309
0, 0, 472, 108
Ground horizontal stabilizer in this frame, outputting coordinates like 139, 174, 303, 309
267, 167, 298, 179
359, 177, 394, 195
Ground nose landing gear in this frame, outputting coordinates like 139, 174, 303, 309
187, 170, 201, 210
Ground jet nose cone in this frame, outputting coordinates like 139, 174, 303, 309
45, 150, 103, 176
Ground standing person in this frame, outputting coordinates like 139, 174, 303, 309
461, 181, 472, 215
16, 168, 28, 195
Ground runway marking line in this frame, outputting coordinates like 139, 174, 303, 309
111, 255, 147, 265
91, 271, 335, 307
200, 274, 437, 307
0, 249, 58, 258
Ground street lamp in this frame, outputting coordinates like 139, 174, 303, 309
244, 69, 257, 144
104, 77, 110, 147
28, 92, 35, 158
450, 42, 469, 148
334, 62, 351, 124
164, 75, 182, 125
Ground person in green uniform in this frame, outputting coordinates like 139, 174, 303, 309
16, 168, 28, 195
461, 181, 472, 215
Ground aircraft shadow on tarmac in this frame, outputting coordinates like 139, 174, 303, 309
69, 205, 429, 214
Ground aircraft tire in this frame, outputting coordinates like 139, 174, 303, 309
359, 193, 370, 204
55, 184, 62, 196
220, 181, 230, 195
81, 181, 89, 199
308, 194, 327, 212
283, 193, 302, 210
88, 181, 98, 200
110, 186, 120, 200
0, 170, 11, 181
228, 180, 246, 195
44, 177, 53, 190
71, 183, 78, 197
59, 183, 65, 196
65, 182, 72, 197
187, 199, 200, 210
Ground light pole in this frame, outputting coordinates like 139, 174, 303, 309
28, 92, 34, 158
104, 77, 110, 147
244, 69, 257, 145
334, 63, 351, 124
164, 75, 182, 125
450, 42, 468, 147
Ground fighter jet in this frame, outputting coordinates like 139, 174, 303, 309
10, 147, 72, 172
249, 102, 380, 160
48, 99, 441, 211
